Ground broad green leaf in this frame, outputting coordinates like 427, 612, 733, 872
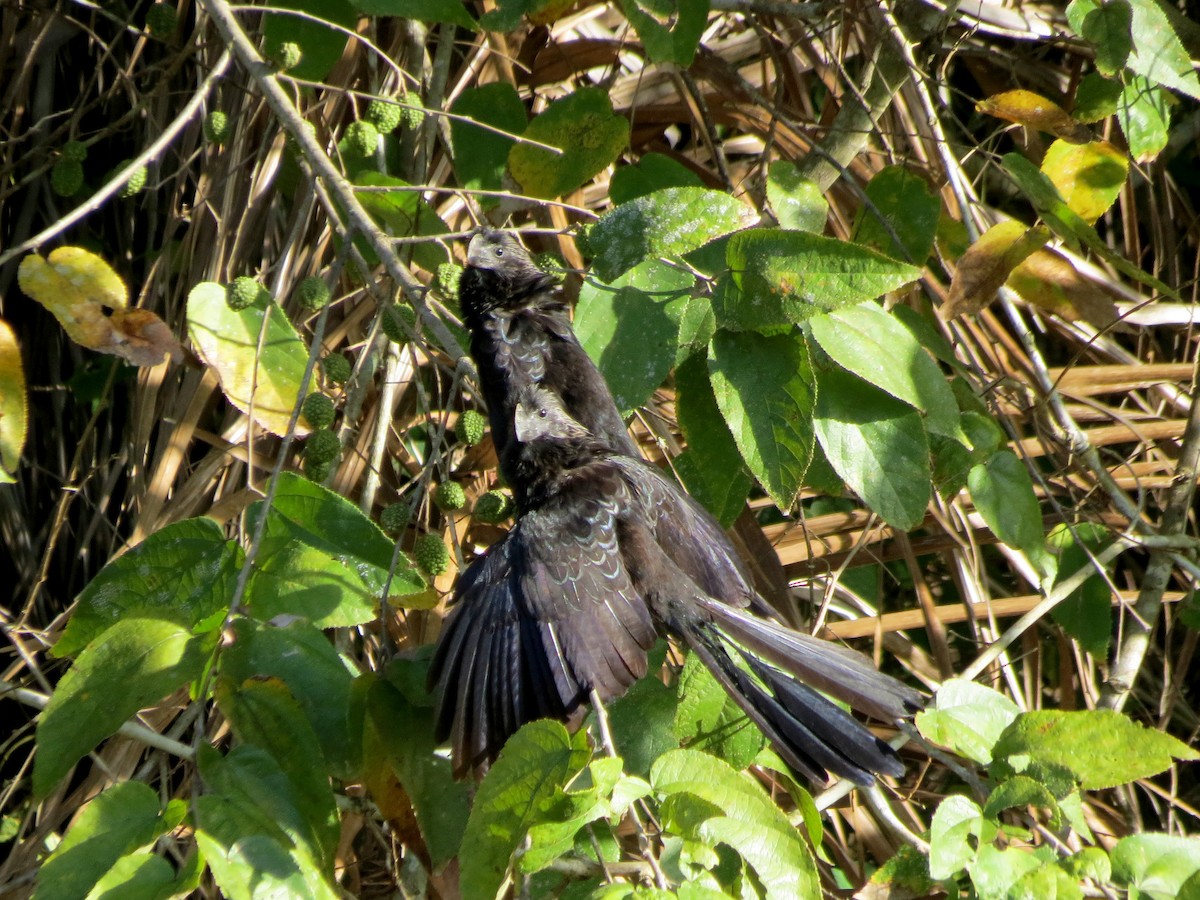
216, 677, 339, 868
617, 0, 709, 66
246, 538, 379, 627
186, 282, 311, 438
38, 782, 165, 900
650, 749, 819, 899
942, 220, 1049, 320
713, 229, 921, 331
983, 775, 1061, 825
968, 450, 1046, 569
672, 653, 763, 769
34, 619, 214, 796
1061, 847, 1112, 883
610, 153, 705, 206
368, 666, 470, 867
460, 720, 592, 900
853, 166, 941, 263
607, 668, 680, 779
674, 354, 752, 526
590, 188, 747, 282
675, 293, 717, 364
1074, 73, 1123, 123
221, 618, 360, 779
1047, 522, 1114, 657
1040, 139, 1128, 225
0, 319, 25, 483
1067, 0, 1132, 74
915, 678, 1021, 765
54, 518, 239, 658
928, 794, 987, 880
708, 329, 816, 510
992, 709, 1199, 790
867, 845, 937, 896
1110, 834, 1200, 900
766, 161, 826, 233
263, 0, 357, 82
1127, 0, 1200, 100
813, 367, 930, 531
353, 0, 477, 27
450, 83, 527, 197
966, 845, 1057, 900
575, 260, 694, 411
1118, 75, 1171, 162
809, 301, 959, 438
86, 851, 176, 900
353, 173, 451, 272
508, 88, 629, 200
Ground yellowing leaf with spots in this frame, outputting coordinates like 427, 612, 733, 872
1040, 139, 1128, 225
0, 320, 27, 483
17, 247, 183, 366
977, 89, 1093, 144
186, 282, 312, 438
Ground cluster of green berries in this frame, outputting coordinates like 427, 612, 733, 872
268, 41, 302, 71
435, 263, 462, 301
51, 143, 87, 197
296, 276, 330, 311
146, 3, 177, 37
455, 409, 486, 446
412, 533, 450, 576
379, 503, 408, 535
400, 92, 424, 129
204, 111, 230, 144
226, 276, 268, 311
301, 392, 336, 430
473, 489, 512, 523
302, 428, 340, 481
364, 99, 402, 135
321, 353, 352, 386
433, 482, 467, 512
380, 304, 415, 343
342, 121, 379, 158
115, 162, 148, 198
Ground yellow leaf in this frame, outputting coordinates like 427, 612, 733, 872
941, 222, 1049, 320
977, 89, 1093, 144
17, 247, 182, 367
1040, 140, 1128, 225
1007, 249, 1119, 329
0, 319, 27, 483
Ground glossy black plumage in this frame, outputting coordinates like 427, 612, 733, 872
429, 388, 924, 784
458, 230, 639, 499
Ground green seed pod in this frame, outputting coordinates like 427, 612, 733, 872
435, 263, 463, 301
455, 409, 487, 446
296, 276, 331, 311
204, 111, 230, 144
574, 223, 594, 259
269, 41, 303, 71
146, 3, 178, 37
227, 276, 264, 311
50, 159, 84, 197
535, 253, 566, 279
380, 503, 409, 535
304, 428, 341, 465
343, 120, 380, 158
301, 393, 336, 430
413, 533, 450, 576
380, 304, 416, 344
365, 98, 403, 134
117, 163, 148, 198
433, 482, 467, 512
472, 489, 512, 524
302, 458, 331, 482
321, 353, 352, 385
400, 92, 425, 130
61, 141, 88, 162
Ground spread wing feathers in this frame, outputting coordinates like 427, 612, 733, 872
428, 484, 656, 777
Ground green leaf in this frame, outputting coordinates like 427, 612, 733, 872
367, 667, 470, 867
983, 775, 1061, 825
766, 161, 827, 233
1040, 139, 1128, 225
1047, 523, 1114, 657
34, 620, 214, 797
966, 845, 1054, 900
216, 677, 340, 868
353, 173, 451, 271
674, 354, 752, 526
617, 0, 709, 65
853, 166, 941, 263
607, 668, 681, 779
992, 709, 1199, 790
263, 0, 357, 82
220, 617, 360, 779
1110, 834, 1200, 900
38, 782, 165, 900
1126, 0, 1200, 100
450, 83, 527, 198
1118, 75, 1171, 162
590, 187, 747, 282
508, 88, 629, 200
672, 653, 764, 769
575, 260, 694, 411
712, 229, 921, 331
86, 851, 177, 900
610, 153, 705, 206
808, 301, 960, 438
186, 282, 312, 438
650, 749, 820, 899
0, 320, 26, 484
54, 518, 239, 658
246, 539, 379, 627
1068, 0, 1132, 75
928, 794, 988, 880
460, 720, 592, 900
915, 678, 1021, 765
352, 0, 477, 27
813, 366, 931, 531
478, 0, 564, 30
1074, 73, 1123, 123
707, 329, 817, 510
968, 450, 1047, 570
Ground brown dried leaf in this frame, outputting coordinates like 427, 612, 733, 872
941, 222, 1049, 320
1007, 249, 1120, 329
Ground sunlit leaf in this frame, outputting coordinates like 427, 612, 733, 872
977, 89, 1093, 143
968, 449, 1048, 573
766, 161, 827, 233
1067, 0, 1132, 74
916, 678, 1021, 766
1007, 249, 1119, 328
0, 319, 26, 483
264, 0, 358, 81
853, 165, 941, 262
449, 83, 527, 198
1040, 139, 1127, 224
610, 152, 704, 206
941, 221, 1048, 320
1111, 834, 1200, 900
617, 0, 709, 66
1118, 75, 1171, 163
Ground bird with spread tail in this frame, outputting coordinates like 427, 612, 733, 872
429, 383, 923, 785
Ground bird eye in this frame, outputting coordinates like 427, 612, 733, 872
494, 247, 504, 257
538, 408, 548, 418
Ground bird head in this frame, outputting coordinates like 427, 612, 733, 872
466, 230, 534, 273
514, 387, 592, 445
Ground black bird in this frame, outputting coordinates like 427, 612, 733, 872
458, 230, 640, 498
429, 387, 923, 785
